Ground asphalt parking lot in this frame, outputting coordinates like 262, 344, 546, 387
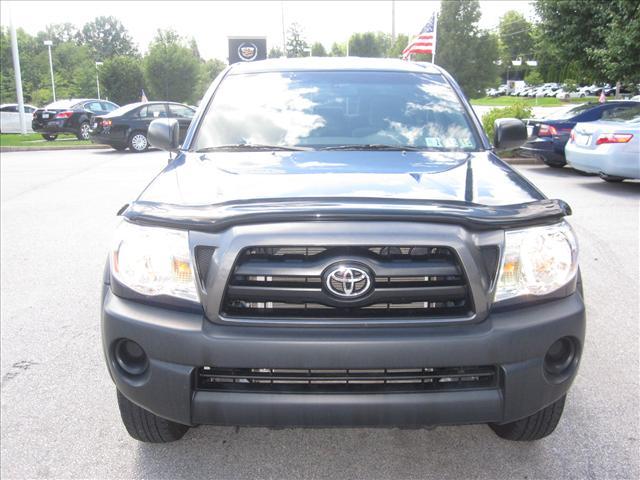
1, 149, 638, 480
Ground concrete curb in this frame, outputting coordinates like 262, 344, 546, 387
1, 144, 111, 153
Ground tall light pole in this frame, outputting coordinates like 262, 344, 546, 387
391, 0, 396, 41
44, 40, 56, 102
9, 8, 27, 134
95, 61, 103, 99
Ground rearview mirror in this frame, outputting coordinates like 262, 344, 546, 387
148, 118, 180, 152
493, 118, 527, 151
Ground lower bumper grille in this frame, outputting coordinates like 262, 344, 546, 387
196, 366, 497, 393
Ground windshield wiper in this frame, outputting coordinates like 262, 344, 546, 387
319, 144, 423, 151
196, 144, 310, 152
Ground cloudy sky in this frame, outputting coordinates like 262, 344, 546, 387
2, 1, 536, 61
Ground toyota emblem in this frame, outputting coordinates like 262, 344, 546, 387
324, 265, 372, 298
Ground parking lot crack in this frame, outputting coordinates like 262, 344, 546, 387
1, 360, 39, 387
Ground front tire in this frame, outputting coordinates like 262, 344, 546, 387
490, 395, 566, 441
42, 134, 58, 141
77, 121, 90, 140
129, 132, 148, 152
117, 390, 189, 443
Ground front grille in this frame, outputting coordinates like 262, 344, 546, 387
220, 245, 473, 320
196, 366, 497, 393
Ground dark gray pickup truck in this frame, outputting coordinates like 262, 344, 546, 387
102, 58, 584, 443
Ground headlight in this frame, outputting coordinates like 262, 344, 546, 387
110, 221, 199, 303
495, 221, 578, 302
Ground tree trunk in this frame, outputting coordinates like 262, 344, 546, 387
615, 80, 621, 99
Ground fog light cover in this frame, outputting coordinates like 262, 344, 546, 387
495, 221, 578, 302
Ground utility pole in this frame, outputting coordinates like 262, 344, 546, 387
9, 8, 27, 134
281, 1, 286, 56
391, 0, 396, 41
44, 40, 56, 102
95, 61, 103, 99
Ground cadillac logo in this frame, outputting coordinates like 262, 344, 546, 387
238, 42, 258, 61
324, 264, 372, 298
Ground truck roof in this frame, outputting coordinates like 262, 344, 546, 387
228, 57, 443, 75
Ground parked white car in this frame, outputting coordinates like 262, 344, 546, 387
0, 103, 37, 133
556, 89, 587, 100
566, 105, 640, 182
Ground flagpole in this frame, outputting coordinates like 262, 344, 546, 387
432, 12, 438, 64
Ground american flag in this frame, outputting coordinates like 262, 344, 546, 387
402, 13, 437, 60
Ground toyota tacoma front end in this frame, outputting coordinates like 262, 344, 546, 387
101, 58, 585, 443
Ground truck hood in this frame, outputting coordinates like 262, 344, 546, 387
125, 150, 570, 231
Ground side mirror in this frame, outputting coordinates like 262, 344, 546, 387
493, 118, 527, 151
148, 118, 180, 152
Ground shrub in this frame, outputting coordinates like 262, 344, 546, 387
524, 70, 543, 86
481, 102, 533, 141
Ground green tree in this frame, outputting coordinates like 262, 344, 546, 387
268, 46, 284, 58
348, 32, 390, 57
535, 0, 608, 83
143, 29, 199, 102
386, 34, 409, 58
286, 23, 308, 57
524, 69, 543, 86
497, 11, 533, 82
311, 42, 327, 57
193, 58, 226, 104
498, 11, 533, 63
329, 42, 346, 57
44, 23, 79, 44
587, 0, 640, 91
101, 56, 144, 105
436, 1, 500, 97
79, 16, 137, 60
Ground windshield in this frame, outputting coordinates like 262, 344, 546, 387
193, 71, 478, 151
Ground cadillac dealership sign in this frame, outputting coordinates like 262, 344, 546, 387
228, 37, 267, 64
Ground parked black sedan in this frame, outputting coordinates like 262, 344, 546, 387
521, 101, 640, 167
89, 101, 195, 152
32, 99, 119, 141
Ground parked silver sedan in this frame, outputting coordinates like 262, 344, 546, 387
565, 106, 640, 182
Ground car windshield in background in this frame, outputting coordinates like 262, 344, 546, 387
606, 105, 640, 123
193, 71, 478, 151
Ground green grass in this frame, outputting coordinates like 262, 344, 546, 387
470, 96, 598, 107
0, 133, 93, 148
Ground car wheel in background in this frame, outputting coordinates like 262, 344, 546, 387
600, 173, 624, 182
42, 134, 58, 141
77, 122, 91, 140
541, 157, 566, 168
129, 132, 148, 152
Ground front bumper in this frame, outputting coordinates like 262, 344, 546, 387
102, 286, 586, 428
